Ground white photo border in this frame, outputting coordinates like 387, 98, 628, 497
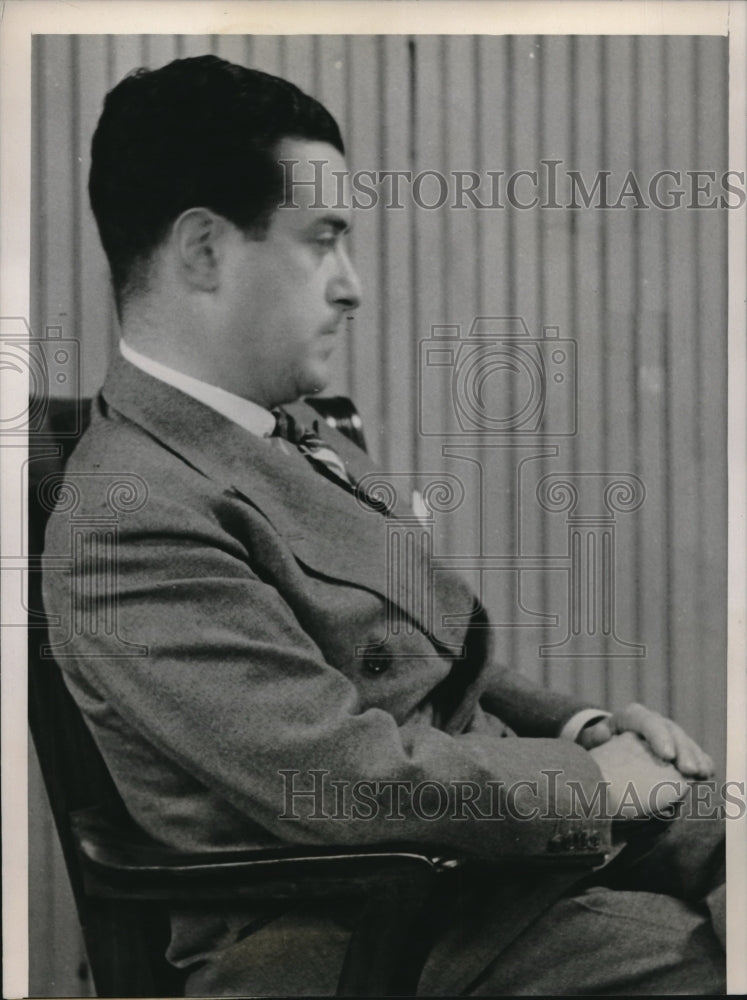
1, 2, 743, 996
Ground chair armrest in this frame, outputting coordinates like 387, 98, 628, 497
70, 807, 606, 996
71, 806, 464, 902
71, 806, 464, 996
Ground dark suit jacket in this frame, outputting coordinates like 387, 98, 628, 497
42, 357, 611, 992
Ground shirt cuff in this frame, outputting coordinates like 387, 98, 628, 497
560, 708, 612, 744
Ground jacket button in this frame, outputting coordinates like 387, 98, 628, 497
567, 832, 582, 851
361, 656, 390, 675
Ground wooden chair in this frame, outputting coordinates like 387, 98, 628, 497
27, 394, 464, 998
27, 393, 610, 996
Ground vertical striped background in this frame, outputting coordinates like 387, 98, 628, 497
30, 34, 728, 994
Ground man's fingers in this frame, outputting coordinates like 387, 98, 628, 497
639, 721, 677, 762
576, 719, 614, 750
613, 703, 676, 761
641, 717, 713, 777
698, 751, 715, 778
667, 723, 715, 777
611, 703, 716, 778
670, 726, 698, 775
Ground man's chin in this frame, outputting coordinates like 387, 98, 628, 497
275, 372, 330, 406
299, 368, 331, 399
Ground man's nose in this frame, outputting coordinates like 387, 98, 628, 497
330, 247, 362, 311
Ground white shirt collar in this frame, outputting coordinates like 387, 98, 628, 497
119, 339, 276, 438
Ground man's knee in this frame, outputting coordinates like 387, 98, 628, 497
467, 887, 724, 996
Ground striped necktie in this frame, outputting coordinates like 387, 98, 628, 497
271, 408, 351, 485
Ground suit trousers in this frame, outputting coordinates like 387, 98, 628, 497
185, 805, 725, 997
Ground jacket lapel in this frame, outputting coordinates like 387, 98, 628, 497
100, 358, 468, 647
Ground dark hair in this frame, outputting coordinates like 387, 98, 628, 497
88, 55, 344, 307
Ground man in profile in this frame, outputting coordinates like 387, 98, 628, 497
42, 55, 725, 995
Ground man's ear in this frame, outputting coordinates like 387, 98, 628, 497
171, 207, 229, 292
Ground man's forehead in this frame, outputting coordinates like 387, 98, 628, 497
275, 137, 351, 213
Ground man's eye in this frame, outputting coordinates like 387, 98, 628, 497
313, 231, 338, 250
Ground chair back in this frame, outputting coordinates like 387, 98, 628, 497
27, 392, 369, 996
27, 395, 184, 997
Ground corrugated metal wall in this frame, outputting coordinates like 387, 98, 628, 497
30, 34, 728, 995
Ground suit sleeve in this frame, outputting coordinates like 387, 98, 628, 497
480, 665, 603, 739
43, 485, 611, 864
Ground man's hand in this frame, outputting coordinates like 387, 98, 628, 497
589, 732, 688, 820
577, 702, 714, 779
